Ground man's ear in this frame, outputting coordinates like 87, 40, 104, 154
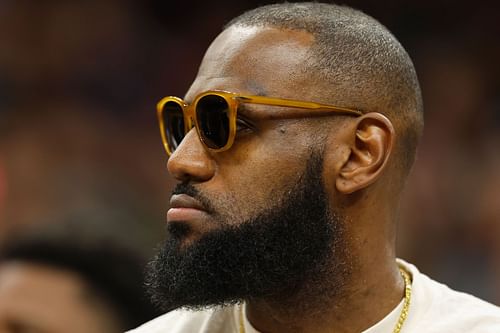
336, 113, 395, 194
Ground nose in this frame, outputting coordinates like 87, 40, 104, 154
167, 128, 216, 183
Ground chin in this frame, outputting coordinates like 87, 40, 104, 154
166, 221, 216, 250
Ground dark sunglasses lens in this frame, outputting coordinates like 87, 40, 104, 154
196, 95, 230, 149
162, 101, 185, 152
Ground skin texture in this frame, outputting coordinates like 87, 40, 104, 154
167, 25, 403, 333
0, 262, 121, 333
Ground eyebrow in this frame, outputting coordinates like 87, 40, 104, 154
243, 80, 268, 97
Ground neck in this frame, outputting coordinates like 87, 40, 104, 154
245, 253, 404, 333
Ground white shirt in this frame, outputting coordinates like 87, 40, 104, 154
129, 260, 500, 332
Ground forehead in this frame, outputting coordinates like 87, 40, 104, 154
186, 25, 315, 100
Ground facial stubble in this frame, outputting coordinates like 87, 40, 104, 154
146, 153, 351, 313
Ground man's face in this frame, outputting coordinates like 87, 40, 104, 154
147, 26, 351, 310
0, 262, 120, 333
167, 26, 329, 244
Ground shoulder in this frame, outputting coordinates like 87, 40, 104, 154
126, 309, 211, 333
127, 306, 238, 333
419, 274, 500, 332
399, 259, 500, 332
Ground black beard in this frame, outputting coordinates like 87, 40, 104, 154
146, 153, 349, 312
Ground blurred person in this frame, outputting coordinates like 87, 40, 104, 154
130, 2, 500, 333
0, 225, 160, 333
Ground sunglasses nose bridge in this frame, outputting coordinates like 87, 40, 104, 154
181, 104, 195, 132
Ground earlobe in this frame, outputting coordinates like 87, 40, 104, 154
336, 113, 394, 194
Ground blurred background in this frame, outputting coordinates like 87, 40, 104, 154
0, 0, 498, 305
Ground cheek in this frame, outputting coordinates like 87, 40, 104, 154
212, 124, 314, 221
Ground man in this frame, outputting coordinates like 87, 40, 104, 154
133, 2, 500, 332
0, 226, 160, 332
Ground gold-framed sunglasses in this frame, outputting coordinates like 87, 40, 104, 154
156, 90, 362, 156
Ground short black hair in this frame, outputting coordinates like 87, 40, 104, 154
226, 2, 424, 181
0, 225, 161, 331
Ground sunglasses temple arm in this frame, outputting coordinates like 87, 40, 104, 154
237, 96, 362, 116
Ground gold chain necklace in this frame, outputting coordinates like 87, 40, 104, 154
238, 267, 412, 333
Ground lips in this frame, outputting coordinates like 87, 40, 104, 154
169, 194, 206, 210
167, 194, 208, 223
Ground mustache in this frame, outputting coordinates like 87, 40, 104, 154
171, 182, 215, 214
172, 182, 199, 197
